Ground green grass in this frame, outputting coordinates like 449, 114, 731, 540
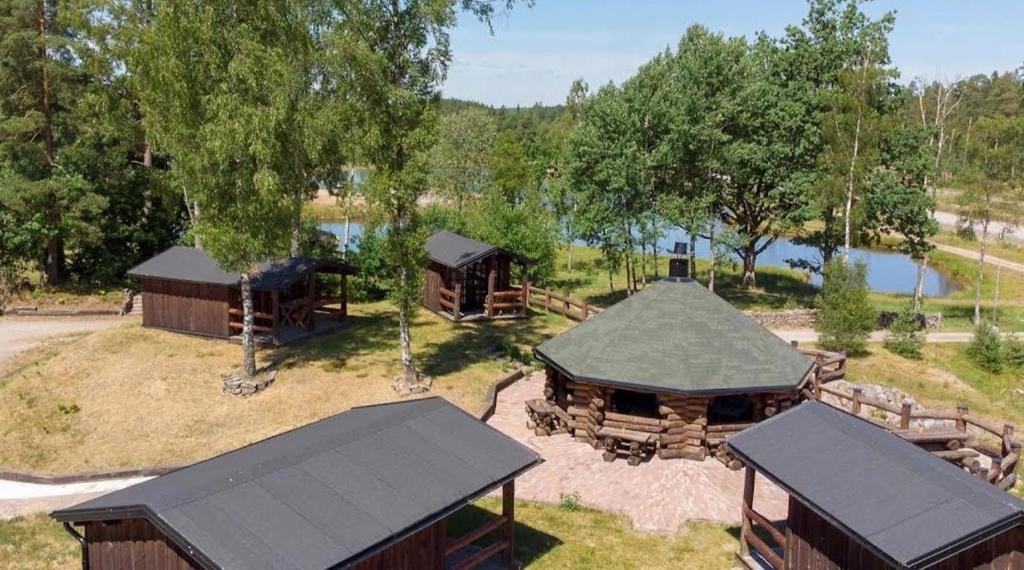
547, 245, 816, 312
932, 230, 1024, 266
0, 514, 79, 570
0, 502, 740, 570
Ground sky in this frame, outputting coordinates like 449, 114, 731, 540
443, 0, 1024, 107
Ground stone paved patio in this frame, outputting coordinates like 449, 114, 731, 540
486, 372, 789, 533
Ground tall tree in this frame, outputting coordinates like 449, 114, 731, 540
136, 1, 340, 378
331, 0, 518, 392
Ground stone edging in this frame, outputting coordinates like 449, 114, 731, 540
0, 308, 122, 317
0, 367, 531, 487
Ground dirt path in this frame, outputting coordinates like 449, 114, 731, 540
0, 316, 124, 372
771, 329, 981, 344
486, 372, 788, 532
930, 241, 1024, 275
934, 210, 1021, 243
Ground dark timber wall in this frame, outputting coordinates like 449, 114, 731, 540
82, 519, 199, 569
140, 278, 231, 337
423, 253, 514, 316
350, 519, 446, 570
784, 497, 1024, 570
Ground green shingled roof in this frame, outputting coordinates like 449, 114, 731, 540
534, 278, 814, 395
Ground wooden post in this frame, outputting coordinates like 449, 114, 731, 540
1009, 442, 1021, 482
955, 405, 968, 432
271, 290, 281, 346
990, 457, 1002, 484
502, 480, 515, 565
851, 388, 862, 415
486, 266, 496, 318
581, 301, 589, 320
739, 466, 756, 557
545, 288, 551, 312
813, 372, 822, 400
1002, 424, 1014, 456
900, 401, 912, 430
520, 270, 529, 316
453, 282, 462, 321
306, 272, 316, 331
340, 273, 348, 318
976, 466, 989, 481
790, 340, 798, 348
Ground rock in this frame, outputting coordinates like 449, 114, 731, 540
392, 375, 433, 396
221, 368, 276, 397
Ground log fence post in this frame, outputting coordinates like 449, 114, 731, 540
976, 466, 989, 481
453, 282, 462, 321
521, 273, 529, 316
502, 480, 515, 565
486, 268, 496, 318
955, 405, 968, 433
739, 466, 755, 557
900, 401, 912, 430
990, 457, 1002, 484
581, 301, 589, 320
545, 288, 551, 312
851, 388, 862, 416
1002, 424, 1015, 456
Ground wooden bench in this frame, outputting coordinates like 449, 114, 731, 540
597, 426, 657, 466
525, 399, 569, 436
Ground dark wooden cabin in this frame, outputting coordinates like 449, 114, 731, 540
529, 277, 819, 465
52, 397, 541, 570
423, 231, 529, 322
727, 401, 1024, 570
128, 246, 356, 345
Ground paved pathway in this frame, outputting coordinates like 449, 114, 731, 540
486, 372, 788, 532
0, 477, 151, 519
0, 315, 123, 370
930, 241, 1024, 275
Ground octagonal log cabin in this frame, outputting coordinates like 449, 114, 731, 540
52, 397, 542, 570
423, 231, 529, 322
531, 277, 817, 465
728, 401, 1024, 570
128, 246, 356, 345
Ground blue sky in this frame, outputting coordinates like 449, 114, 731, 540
443, 0, 1024, 107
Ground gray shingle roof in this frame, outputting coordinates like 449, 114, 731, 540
426, 231, 505, 269
52, 397, 541, 570
534, 278, 814, 395
727, 401, 1024, 569
127, 246, 355, 291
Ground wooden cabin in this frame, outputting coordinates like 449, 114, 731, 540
52, 397, 541, 570
423, 231, 529, 321
727, 401, 1024, 570
530, 277, 817, 465
128, 246, 355, 345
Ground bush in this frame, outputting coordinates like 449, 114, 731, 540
1004, 335, 1024, 369
967, 321, 1004, 373
883, 306, 925, 359
815, 259, 875, 354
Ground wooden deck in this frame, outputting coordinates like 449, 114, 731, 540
229, 315, 347, 347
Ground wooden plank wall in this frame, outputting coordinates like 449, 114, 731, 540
350, 519, 446, 570
83, 519, 199, 569
422, 263, 447, 313
784, 498, 1024, 569
141, 278, 231, 337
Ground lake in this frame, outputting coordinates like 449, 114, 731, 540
319, 221, 958, 297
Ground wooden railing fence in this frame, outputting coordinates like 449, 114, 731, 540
511, 284, 604, 322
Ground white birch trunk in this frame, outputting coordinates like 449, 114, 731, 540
240, 272, 256, 378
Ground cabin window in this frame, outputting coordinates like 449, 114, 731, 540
609, 389, 659, 418
707, 394, 755, 424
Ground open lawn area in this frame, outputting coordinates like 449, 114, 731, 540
846, 343, 1024, 427
0, 303, 572, 474
932, 229, 1024, 266
5, 285, 124, 313
0, 500, 739, 570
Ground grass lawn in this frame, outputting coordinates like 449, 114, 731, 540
1, 501, 739, 570
932, 229, 1024, 266
846, 343, 1024, 427
0, 302, 571, 473
5, 285, 124, 313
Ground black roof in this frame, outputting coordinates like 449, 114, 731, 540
426, 231, 514, 269
127, 246, 355, 291
727, 401, 1024, 569
53, 397, 541, 570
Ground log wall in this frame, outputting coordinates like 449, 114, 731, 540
82, 518, 199, 569
140, 278, 232, 337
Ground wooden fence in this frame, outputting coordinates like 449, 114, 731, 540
511, 284, 604, 321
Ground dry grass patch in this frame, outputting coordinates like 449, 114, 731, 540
0, 302, 571, 473
0, 514, 78, 570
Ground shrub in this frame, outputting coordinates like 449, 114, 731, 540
1004, 335, 1024, 369
883, 305, 925, 359
816, 259, 875, 354
559, 492, 583, 512
967, 321, 1004, 373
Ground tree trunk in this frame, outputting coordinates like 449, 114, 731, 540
843, 112, 862, 262
974, 218, 989, 324
992, 264, 1001, 324
192, 200, 203, 250
290, 189, 302, 257
567, 241, 574, 272
652, 241, 659, 278
608, 267, 614, 295
708, 223, 716, 292
913, 254, 928, 310
342, 193, 352, 257
240, 272, 257, 378
45, 236, 64, 285
398, 269, 418, 387
741, 245, 757, 288
688, 231, 697, 279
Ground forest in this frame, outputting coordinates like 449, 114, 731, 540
1, 0, 1023, 386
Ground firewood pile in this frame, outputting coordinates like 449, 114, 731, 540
525, 398, 570, 436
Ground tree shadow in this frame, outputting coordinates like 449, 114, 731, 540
419, 310, 556, 379
445, 504, 562, 567
266, 309, 397, 370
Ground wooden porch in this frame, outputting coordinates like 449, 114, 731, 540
228, 268, 349, 346
444, 481, 518, 570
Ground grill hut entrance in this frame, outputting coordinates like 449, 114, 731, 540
423, 231, 529, 322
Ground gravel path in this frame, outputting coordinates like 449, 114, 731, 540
486, 372, 788, 532
0, 316, 123, 371
934, 210, 1021, 243
930, 241, 1024, 275
770, 329, 981, 344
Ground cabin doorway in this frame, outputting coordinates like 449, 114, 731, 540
707, 394, 755, 424
609, 389, 659, 419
